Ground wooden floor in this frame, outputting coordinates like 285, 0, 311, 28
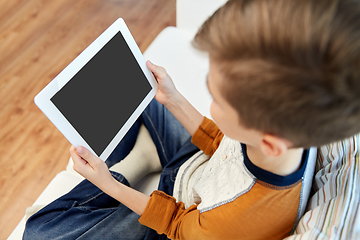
0, 0, 175, 238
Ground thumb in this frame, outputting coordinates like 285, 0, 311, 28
146, 60, 167, 80
76, 146, 97, 163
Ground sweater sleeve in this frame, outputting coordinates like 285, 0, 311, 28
138, 190, 214, 240
191, 116, 224, 156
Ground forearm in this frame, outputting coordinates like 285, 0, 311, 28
103, 177, 150, 216
165, 91, 204, 136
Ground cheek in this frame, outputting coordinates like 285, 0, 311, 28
210, 101, 218, 121
210, 101, 241, 140
210, 101, 227, 131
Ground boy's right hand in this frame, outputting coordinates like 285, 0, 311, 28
146, 60, 179, 106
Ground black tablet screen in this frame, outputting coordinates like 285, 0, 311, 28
51, 31, 152, 156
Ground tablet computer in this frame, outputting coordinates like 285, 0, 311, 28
34, 18, 158, 161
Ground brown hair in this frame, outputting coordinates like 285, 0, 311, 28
193, 0, 360, 147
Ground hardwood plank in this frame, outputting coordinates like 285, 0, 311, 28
0, 0, 175, 238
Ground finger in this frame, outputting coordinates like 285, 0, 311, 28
70, 146, 87, 163
76, 146, 99, 165
70, 146, 83, 162
146, 60, 167, 80
70, 145, 88, 173
69, 145, 82, 163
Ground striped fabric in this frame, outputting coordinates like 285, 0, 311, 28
286, 134, 360, 240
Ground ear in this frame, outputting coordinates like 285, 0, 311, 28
259, 134, 290, 157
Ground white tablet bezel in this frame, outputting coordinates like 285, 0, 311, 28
34, 18, 158, 161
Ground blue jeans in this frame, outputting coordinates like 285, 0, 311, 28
23, 99, 200, 240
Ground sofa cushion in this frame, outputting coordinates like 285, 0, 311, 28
287, 134, 360, 239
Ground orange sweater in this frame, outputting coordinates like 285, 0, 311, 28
139, 117, 308, 240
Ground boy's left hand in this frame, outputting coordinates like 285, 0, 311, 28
70, 146, 114, 190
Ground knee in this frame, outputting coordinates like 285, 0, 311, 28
23, 213, 58, 240
23, 217, 42, 240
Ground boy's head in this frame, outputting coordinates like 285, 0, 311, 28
194, 0, 360, 148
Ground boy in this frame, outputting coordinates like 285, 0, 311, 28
24, 0, 360, 239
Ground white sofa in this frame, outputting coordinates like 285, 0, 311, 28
9, 0, 360, 239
